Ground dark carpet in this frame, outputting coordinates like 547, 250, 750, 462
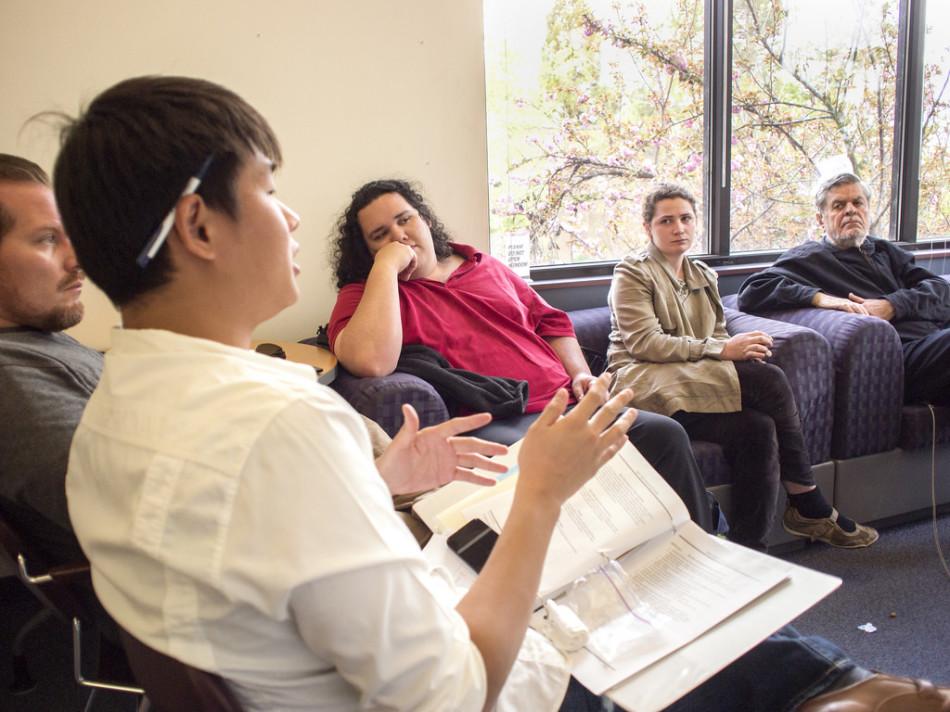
780, 511, 950, 682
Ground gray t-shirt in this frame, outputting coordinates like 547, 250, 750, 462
0, 327, 102, 564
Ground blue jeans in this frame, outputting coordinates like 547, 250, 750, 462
559, 626, 864, 712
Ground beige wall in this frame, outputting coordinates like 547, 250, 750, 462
0, 0, 489, 350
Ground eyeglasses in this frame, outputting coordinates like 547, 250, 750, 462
136, 156, 215, 269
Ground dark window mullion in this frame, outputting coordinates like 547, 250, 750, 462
704, 0, 731, 256
891, 0, 926, 243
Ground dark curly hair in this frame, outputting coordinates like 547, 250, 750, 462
331, 179, 454, 289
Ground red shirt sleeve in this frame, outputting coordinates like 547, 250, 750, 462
327, 283, 367, 352
501, 262, 575, 338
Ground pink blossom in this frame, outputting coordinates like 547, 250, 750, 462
683, 153, 701, 172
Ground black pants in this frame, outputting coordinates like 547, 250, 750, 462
469, 409, 715, 534
672, 360, 812, 549
904, 328, 950, 406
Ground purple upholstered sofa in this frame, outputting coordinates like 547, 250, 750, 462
329, 306, 836, 546
722, 286, 950, 526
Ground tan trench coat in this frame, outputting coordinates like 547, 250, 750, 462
606, 244, 740, 416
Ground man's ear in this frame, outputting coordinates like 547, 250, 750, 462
815, 210, 825, 229
169, 194, 217, 262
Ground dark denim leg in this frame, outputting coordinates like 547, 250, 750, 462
734, 360, 813, 486
903, 329, 950, 406
673, 409, 779, 549
561, 628, 863, 712
627, 411, 715, 534
663, 626, 861, 712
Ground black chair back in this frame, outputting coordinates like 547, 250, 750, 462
118, 628, 245, 712
0, 504, 144, 704
0, 505, 90, 622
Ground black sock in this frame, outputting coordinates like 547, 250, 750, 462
788, 488, 857, 532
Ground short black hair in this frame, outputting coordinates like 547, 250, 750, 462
53, 76, 281, 306
0, 154, 50, 242
331, 179, 453, 289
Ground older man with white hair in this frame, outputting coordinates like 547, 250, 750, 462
738, 172, 950, 406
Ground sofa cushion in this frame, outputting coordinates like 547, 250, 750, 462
330, 368, 449, 437
723, 295, 903, 459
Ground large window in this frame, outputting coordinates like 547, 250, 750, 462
485, 0, 706, 269
730, 0, 897, 252
918, 2, 950, 240
484, 0, 950, 272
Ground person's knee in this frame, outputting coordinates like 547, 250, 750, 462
626, 410, 691, 452
743, 410, 777, 452
750, 361, 795, 406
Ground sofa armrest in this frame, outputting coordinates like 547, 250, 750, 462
329, 368, 450, 438
723, 295, 903, 458
724, 307, 834, 464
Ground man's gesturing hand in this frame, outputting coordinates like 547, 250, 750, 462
376, 406, 508, 495
516, 372, 637, 509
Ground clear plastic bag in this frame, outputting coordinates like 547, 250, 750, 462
557, 555, 670, 664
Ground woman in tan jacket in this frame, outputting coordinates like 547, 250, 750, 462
607, 183, 876, 550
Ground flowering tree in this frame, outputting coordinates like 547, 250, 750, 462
486, 0, 950, 266
729, 0, 897, 250
918, 40, 950, 237
487, 0, 705, 264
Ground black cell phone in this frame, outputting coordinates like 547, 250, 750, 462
447, 519, 499, 573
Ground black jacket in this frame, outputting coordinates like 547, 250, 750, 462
397, 344, 529, 418
737, 237, 950, 343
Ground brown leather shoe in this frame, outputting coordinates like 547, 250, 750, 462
783, 506, 879, 548
797, 673, 950, 711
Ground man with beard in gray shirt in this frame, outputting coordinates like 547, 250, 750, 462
0, 153, 99, 566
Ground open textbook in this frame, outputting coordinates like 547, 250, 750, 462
416, 440, 840, 705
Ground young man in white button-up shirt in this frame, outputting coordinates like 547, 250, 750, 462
53, 76, 950, 712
